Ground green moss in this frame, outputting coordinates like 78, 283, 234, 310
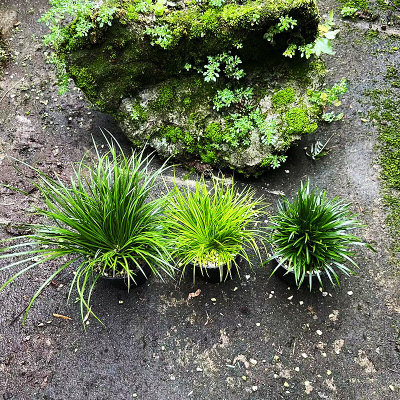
182, 96, 192, 110
366, 29, 379, 39
159, 125, 196, 149
204, 122, 224, 143
68, 66, 98, 98
157, 84, 174, 110
272, 87, 296, 108
339, 0, 369, 10
0, 33, 8, 78
366, 77, 400, 261
200, 148, 218, 163
161, 125, 183, 143
130, 102, 148, 122
284, 107, 316, 134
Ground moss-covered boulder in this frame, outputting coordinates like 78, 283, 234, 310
44, 0, 341, 174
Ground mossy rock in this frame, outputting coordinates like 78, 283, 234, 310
118, 58, 326, 174
58, 0, 326, 174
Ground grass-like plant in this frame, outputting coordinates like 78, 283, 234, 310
0, 138, 174, 324
165, 177, 267, 282
268, 181, 373, 289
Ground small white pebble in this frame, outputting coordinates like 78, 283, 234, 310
288, 295, 293, 300
322, 292, 328, 297
271, 291, 274, 294
256, 322, 261, 327
252, 385, 258, 392
196, 367, 203, 372
211, 298, 216, 302
245, 275, 251, 280
347, 291, 353, 296
283, 382, 289, 387
299, 301, 304, 305
321, 352, 327, 357
295, 367, 300, 372
250, 358, 258, 365
316, 330, 323, 336
301, 353, 308, 359
119, 300, 124, 304
327, 370, 332, 376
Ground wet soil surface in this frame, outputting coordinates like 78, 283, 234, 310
0, 1, 399, 399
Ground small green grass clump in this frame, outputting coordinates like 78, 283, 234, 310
268, 181, 373, 289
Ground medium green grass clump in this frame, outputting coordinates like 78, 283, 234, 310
165, 177, 267, 281
268, 181, 372, 289
0, 138, 174, 323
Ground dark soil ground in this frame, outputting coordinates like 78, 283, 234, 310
0, 1, 399, 399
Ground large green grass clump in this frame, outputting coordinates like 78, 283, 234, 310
0, 138, 174, 323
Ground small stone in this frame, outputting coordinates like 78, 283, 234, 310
161, 346, 165, 351
211, 298, 217, 302
256, 322, 261, 327
118, 300, 124, 304
295, 367, 300, 372
233, 287, 238, 292
389, 385, 395, 391
299, 301, 304, 305
327, 370, 332, 376
301, 353, 308, 358
132, 394, 137, 398
288, 295, 293, 300
196, 367, 203, 372
316, 330, 323, 336
245, 275, 251, 280
242, 375, 247, 381
23, 336, 31, 342
250, 358, 257, 365
347, 291, 353, 296
252, 385, 258, 392
322, 292, 328, 297
283, 382, 290, 387
321, 352, 327, 357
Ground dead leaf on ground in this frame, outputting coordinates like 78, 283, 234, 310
52, 313, 72, 321
187, 289, 201, 302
